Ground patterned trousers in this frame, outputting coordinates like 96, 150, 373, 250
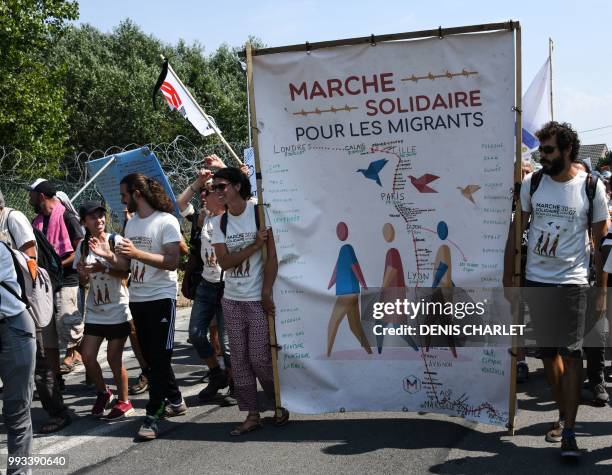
222, 298, 275, 412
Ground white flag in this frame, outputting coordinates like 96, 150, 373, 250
522, 58, 551, 158
157, 62, 216, 137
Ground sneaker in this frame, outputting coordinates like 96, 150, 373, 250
163, 399, 187, 418
516, 361, 529, 384
198, 369, 229, 402
561, 431, 581, 457
589, 383, 609, 406
220, 385, 238, 407
200, 369, 211, 384
137, 415, 158, 441
92, 388, 115, 418
545, 419, 564, 443
129, 373, 149, 395
105, 400, 135, 420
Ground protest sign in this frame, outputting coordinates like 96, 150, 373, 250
250, 26, 518, 426
86, 147, 179, 221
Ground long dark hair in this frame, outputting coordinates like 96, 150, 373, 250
213, 167, 251, 200
120, 173, 175, 213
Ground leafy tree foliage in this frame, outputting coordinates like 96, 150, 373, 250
51, 20, 251, 154
0, 0, 78, 162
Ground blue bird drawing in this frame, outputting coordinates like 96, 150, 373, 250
357, 158, 388, 186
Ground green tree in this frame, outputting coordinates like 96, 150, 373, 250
50, 20, 251, 155
0, 0, 78, 167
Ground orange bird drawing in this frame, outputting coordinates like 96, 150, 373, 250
457, 184, 481, 203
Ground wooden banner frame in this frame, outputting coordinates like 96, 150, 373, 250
246, 21, 522, 433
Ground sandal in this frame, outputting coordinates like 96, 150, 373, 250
60, 358, 82, 374
230, 414, 263, 436
39, 415, 71, 434
273, 407, 290, 427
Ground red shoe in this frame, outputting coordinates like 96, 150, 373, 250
92, 388, 115, 418
104, 400, 135, 420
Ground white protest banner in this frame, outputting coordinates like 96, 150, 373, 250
251, 27, 517, 426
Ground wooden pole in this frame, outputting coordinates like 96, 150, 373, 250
507, 22, 523, 437
252, 21, 515, 56
549, 38, 554, 121
246, 42, 283, 419
160, 55, 243, 165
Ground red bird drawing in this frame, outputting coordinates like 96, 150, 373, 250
408, 174, 439, 193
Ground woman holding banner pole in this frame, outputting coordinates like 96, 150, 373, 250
211, 167, 288, 435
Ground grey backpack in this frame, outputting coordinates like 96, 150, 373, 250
0, 242, 54, 328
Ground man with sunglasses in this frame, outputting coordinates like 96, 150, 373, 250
504, 121, 608, 458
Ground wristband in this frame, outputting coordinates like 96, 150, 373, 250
189, 184, 200, 194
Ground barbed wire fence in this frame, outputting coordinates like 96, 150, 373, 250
0, 136, 248, 232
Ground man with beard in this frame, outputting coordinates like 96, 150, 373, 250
28, 179, 84, 389
504, 121, 608, 458
117, 173, 184, 441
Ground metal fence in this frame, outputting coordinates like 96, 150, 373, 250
0, 137, 248, 232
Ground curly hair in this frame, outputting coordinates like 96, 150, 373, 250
120, 173, 175, 213
213, 167, 251, 200
535, 121, 580, 162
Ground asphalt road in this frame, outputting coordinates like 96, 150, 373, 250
2, 307, 612, 474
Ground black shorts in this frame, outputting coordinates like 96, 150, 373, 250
523, 279, 588, 359
84, 321, 131, 341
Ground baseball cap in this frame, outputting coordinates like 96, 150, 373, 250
27, 178, 57, 197
79, 200, 106, 219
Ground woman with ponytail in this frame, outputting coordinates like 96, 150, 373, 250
75, 201, 134, 420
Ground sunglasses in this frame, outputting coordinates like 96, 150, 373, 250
538, 145, 557, 155
211, 183, 229, 192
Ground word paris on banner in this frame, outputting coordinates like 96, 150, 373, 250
251, 26, 518, 426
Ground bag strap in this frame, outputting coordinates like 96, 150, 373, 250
220, 211, 228, 236
6, 209, 17, 248
529, 169, 544, 198
586, 173, 598, 241
109, 233, 117, 253
0, 242, 30, 308
80, 237, 88, 264
189, 212, 200, 242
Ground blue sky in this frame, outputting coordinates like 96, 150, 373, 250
77, 0, 612, 147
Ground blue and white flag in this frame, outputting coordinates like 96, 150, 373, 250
522, 58, 551, 158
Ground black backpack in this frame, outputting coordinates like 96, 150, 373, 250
5, 209, 64, 292
220, 204, 261, 236
31, 227, 64, 292
529, 169, 598, 228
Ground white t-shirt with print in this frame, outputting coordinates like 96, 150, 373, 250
201, 215, 223, 283
124, 211, 182, 302
0, 208, 36, 250
521, 170, 608, 284
211, 201, 270, 301
73, 234, 131, 325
